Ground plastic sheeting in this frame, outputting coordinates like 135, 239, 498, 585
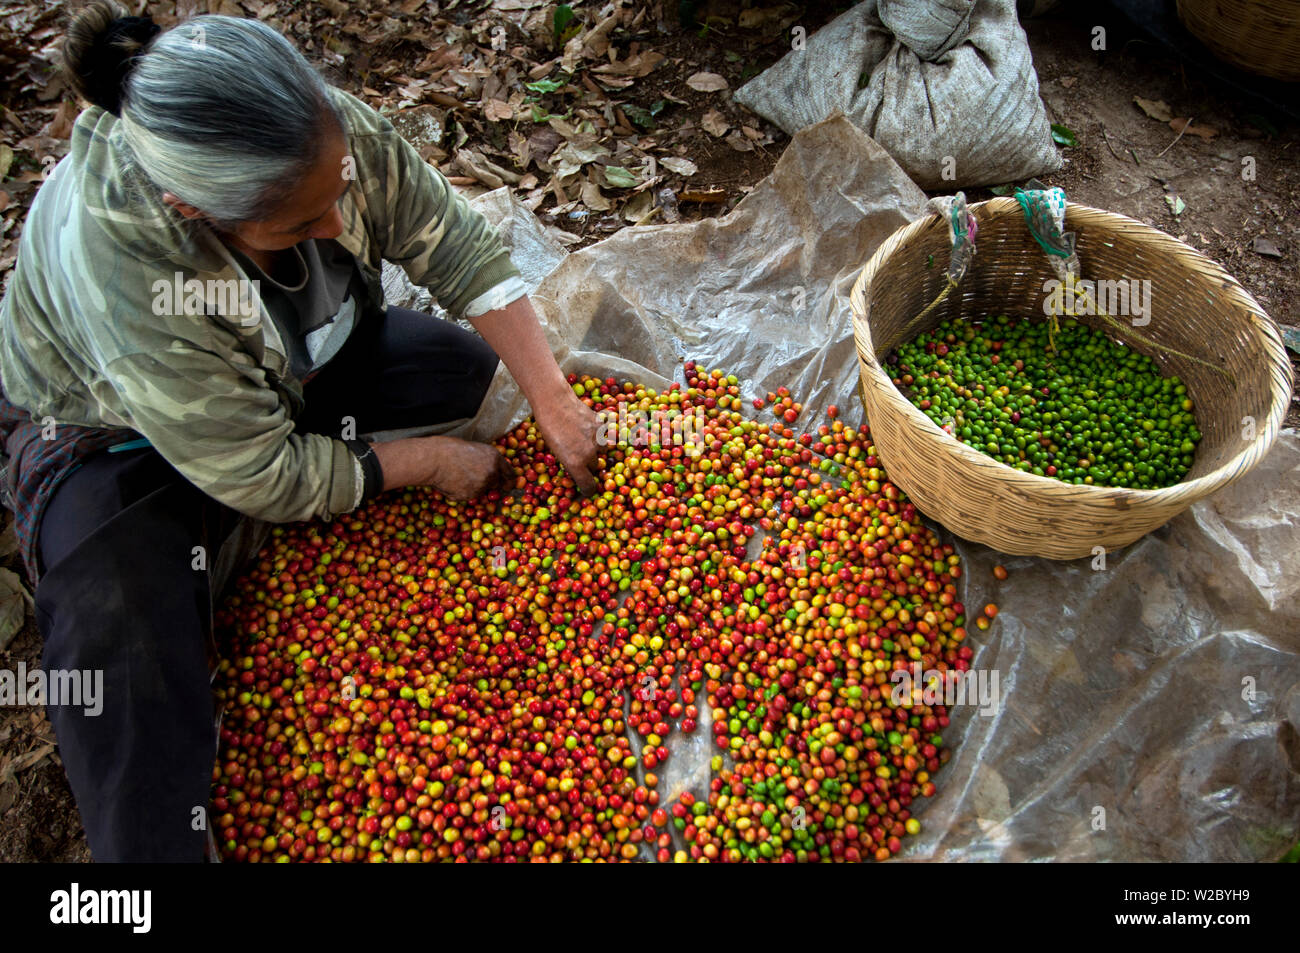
365, 113, 1299, 860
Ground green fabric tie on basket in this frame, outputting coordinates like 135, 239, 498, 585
899, 193, 977, 341
1014, 182, 1075, 261
946, 191, 978, 283
1013, 182, 1235, 384
1014, 181, 1079, 349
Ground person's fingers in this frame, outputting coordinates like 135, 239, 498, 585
568, 459, 598, 496
583, 414, 601, 452
492, 450, 516, 488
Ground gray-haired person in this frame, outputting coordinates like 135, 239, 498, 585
0, 1, 599, 861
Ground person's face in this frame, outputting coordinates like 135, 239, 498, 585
163, 125, 350, 252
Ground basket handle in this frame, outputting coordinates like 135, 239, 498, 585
1014, 183, 1236, 386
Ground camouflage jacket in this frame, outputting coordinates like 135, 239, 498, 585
0, 86, 520, 524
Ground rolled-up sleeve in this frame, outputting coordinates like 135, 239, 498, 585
339, 89, 523, 319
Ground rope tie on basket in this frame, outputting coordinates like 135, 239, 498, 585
899, 193, 977, 343
1014, 183, 1235, 386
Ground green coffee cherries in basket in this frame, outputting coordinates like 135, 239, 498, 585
849, 198, 1293, 559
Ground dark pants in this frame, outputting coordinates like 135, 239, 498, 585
35, 306, 497, 861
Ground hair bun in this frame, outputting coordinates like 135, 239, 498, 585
63, 1, 162, 116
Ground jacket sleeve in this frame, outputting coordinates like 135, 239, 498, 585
104, 343, 362, 523
334, 88, 523, 319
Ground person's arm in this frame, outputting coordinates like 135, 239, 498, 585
105, 346, 362, 522
108, 343, 514, 517
337, 89, 598, 492
334, 87, 519, 320
372, 434, 514, 497
367, 296, 598, 498
467, 294, 599, 494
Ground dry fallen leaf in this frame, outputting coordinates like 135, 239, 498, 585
701, 109, 729, 138
582, 13, 620, 58
0, 567, 30, 652
622, 189, 654, 223
580, 175, 612, 211
0, 515, 16, 558
546, 116, 581, 140
1134, 96, 1173, 123
560, 33, 587, 74
545, 226, 583, 245
528, 58, 559, 81
725, 130, 754, 152
659, 156, 698, 176
506, 129, 531, 170
549, 140, 612, 179
680, 187, 727, 204
0, 778, 16, 815
484, 99, 514, 122
453, 149, 505, 189
592, 50, 664, 78
686, 71, 730, 93
40, 100, 79, 141
471, 150, 522, 185
0, 743, 55, 784
739, 5, 792, 29
1251, 236, 1282, 258
1169, 117, 1217, 140
527, 125, 562, 167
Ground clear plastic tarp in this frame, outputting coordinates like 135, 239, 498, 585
364, 113, 1299, 861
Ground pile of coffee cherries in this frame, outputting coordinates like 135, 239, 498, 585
212, 363, 977, 861
892, 315, 1202, 489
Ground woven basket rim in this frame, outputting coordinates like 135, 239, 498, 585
1176, 0, 1300, 82
850, 197, 1295, 507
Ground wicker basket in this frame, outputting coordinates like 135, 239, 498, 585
1176, 0, 1300, 82
849, 198, 1294, 559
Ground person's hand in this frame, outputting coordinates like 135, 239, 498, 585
535, 392, 600, 494
461, 294, 600, 494
425, 436, 516, 500
373, 435, 514, 500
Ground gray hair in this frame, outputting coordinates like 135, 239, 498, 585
63, 2, 342, 226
